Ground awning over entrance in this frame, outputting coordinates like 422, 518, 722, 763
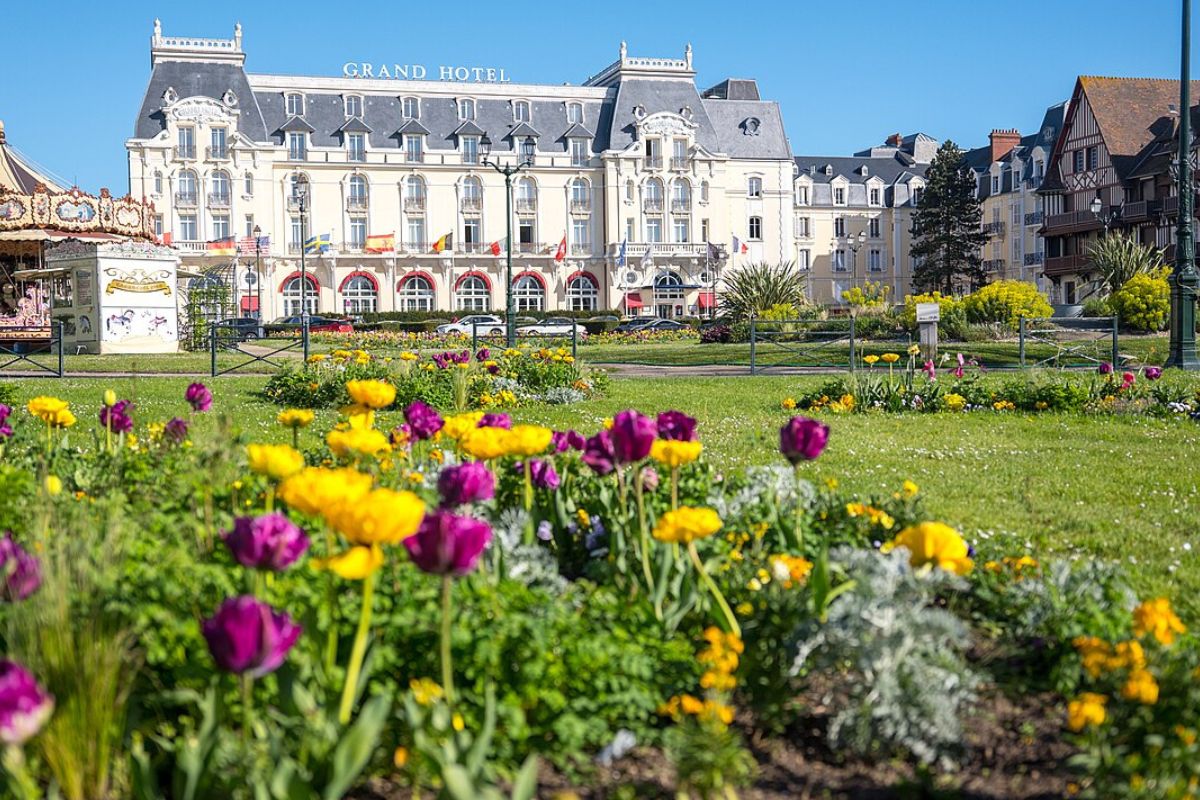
240, 296, 260, 313
624, 292, 644, 309
697, 291, 716, 309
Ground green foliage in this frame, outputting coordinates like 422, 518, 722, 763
1086, 232, 1166, 297
910, 140, 989, 292
0, 382, 17, 406
664, 716, 756, 799
900, 292, 968, 338
717, 261, 809, 321
840, 280, 892, 313
962, 280, 1054, 330
1110, 268, 1171, 332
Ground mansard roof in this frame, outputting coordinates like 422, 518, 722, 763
133, 60, 268, 141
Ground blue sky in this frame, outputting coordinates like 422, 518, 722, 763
1, 0, 1193, 191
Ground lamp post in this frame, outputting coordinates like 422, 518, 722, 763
295, 179, 311, 360
1089, 196, 1122, 233
253, 223, 262, 325
1167, 0, 1200, 369
831, 229, 867, 293
481, 136, 531, 347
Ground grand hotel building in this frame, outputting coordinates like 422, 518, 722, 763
127, 22, 795, 318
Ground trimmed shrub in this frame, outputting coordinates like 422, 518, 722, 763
900, 292, 968, 339
962, 280, 1053, 331
1109, 268, 1171, 332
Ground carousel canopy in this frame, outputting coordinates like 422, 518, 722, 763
0, 120, 65, 194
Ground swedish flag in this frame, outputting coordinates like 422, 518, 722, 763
304, 233, 330, 254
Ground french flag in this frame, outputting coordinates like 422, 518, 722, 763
732, 235, 748, 254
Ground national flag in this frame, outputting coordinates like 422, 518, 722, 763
640, 243, 654, 268
206, 237, 236, 256
732, 235, 748, 255
706, 241, 720, 263
616, 238, 628, 267
161, 232, 173, 246
238, 235, 271, 257
304, 233, 331, 254
553, 235, 567, 263
364, 233, 395, 253
431, 232, 453, 253
489, 236, 507, 256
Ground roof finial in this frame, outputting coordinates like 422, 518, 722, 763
619, 41, 627, 61
153, 18, 161, 39
685, 43, 693, 69
234, 22, 242, 46
0, 120, 6, 145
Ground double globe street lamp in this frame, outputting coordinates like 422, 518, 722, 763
480, 136, 532, 348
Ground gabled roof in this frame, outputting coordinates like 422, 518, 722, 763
278, 116, 316, 134
395, 119, 430, 136
562, 123, 595, 139
506, 121, 541, 139
1078, 76, 1200, 159
451, 120, 486, 137
335, 116, 373, 134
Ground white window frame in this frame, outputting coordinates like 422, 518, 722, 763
458, 98, 476, 121
747, 176, 763, 198
513, 99, 531, 122
286, 93, 305, 116
748, 215, 762, 241
566, 275, 598, 311
344, 95, 363, 118
402, 97, 420, 120
347, 133, 366, 162
456, 276, 490, 311
342, 275, 376, 312
399, 275, 435, 311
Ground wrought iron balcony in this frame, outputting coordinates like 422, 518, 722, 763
670, 157, 689, 171
644, 155, 663, 169
206, 193, 231, 209
347, 196, 369, 211
458, 242, 487, 253
570, 243, 592, 255
286, 196, 305, 213
174, 146, 196, 160
515, 197, 537, 213
670, 198, 691, 214
403, 196, 427, 213
643, 198, 664, 213
1024, 211, 1044, 226
174, 192, 198, 208
205, 146, 229, 161
982, 258, 1007, 272
287, 147, 307, 161
405, 151, 424, 164
460, 196, 483, 212
569, 198, 591, 214
982, 221, 1006, 237
1024, 251, 1045, 265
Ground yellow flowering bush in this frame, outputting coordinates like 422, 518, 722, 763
962, 279, 1053, 331
1133, 597, 1187, 646
1067, 692, 1108, 731
1109, 268, 1171, 331
942, 393, 966, 412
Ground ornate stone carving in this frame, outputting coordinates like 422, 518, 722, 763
169, 96, 233, 123
637, 111, 696, 138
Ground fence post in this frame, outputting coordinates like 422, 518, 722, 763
1111, 315, 1119, 368
1018, 317, 1026, 368
571, 324, 577, 361
56, 320, 64, 378
848, 316, 856, 373
749, 317, 757, 375
471, 323, 478, 355
210, 324, 218, 377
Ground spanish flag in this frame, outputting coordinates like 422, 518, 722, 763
489, 237, 507, 256
206, 237, 236, 256
431, 232, 453, 254
364, 232, 395, 253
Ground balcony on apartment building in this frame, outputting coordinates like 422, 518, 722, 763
570, 243, 592, 256
569, 198, 592, 214
644, 155, 663, 170
1042, 209, 1104, 234
1024, 251, 1045, 266
174, 192, 198, 208
670, 198, 691, 214
607, 242, 712, 257
207, 193, 231, 210
643, 197, 664, 213
515, 197, 538, 213
1043, 253, 1089, 277
403, 196, 427, 213
670, 157, 689, 171
1024, 211, 1043, 227
205, 146, 230, 161
460, 196, 483, 213
174, 146, 196, 161
982, 258, 1007, 274
981, 221, 1006, 237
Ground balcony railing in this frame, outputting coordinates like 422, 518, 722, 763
1121, 200, 1149, 221
570, 243, 592, 255
347, 196, 369, 211
515, 197, 537, 213
348, 151, 366, 163
403, 241, 428, 253
643, 198, 664, 213
644, 155, 663, 169
982, 258, 1007, 272
206, 193, 231, 209
1044, 253, 1089, 276
171, 240, 207, 252
982, 221, 1006, 236
1164, 196, 1179, 216
1024, 251, 1045, 266
174, 192, 198, 208
1023, 211, 1043, 227
458, 242, 487, 253
460, 196, 482, 212
517, 242, 545, 254
607, 242, 712, 257
670, 157, 689, 171
205, 146, 229, 161
569, 199, 591, 214
287, 148, 307, 162
403, 196, 426, 213
174, 146, 196, 160
1044, 210, 1102, 232
405, 151, 424, 163
671, 199, 691, 214
286, 196, 305, 212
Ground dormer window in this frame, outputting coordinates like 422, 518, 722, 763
795, 184, 809, 205
288, 132, 307, 161
286, 93, 305, 116
567, 102, 584, 124
344, 95, 363, 117
912, 185, 924, 206
402, 97, 420, 120
824, 165, 833, 176
462, 135, 480, 165
458, 98, 476, 121
347, 133, 366, 162
570, 138, 588, 167
833, 186, 846, 205
991, 174, 1000, 194
869, 187, 881, 206
513, 100, 531, 122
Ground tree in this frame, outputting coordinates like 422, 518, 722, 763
909, 141, 988, 294
717, 261, 808, 321
1085, 231, 1166, 297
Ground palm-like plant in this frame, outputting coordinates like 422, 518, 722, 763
1086, 233, 1166, 297
717, 261, 809, 321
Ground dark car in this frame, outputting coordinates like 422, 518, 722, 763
213, 317, 264, 341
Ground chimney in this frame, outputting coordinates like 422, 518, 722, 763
885, 132, 902, 147
990, 128, 1021, 162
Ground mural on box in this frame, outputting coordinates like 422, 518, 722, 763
100, 267, 176, 346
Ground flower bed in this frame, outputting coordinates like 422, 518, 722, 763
0, 385, 1196, 798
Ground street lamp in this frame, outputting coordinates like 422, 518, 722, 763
1089, 196, 1121, 233
294, 178, 311, 360
481, 136, 532, 347
830, 229, 868, 292
252, 223, 262, 325
1167, 0, 1199, 369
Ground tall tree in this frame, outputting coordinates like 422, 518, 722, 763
909, 140, 988, 293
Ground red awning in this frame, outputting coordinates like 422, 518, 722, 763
240, 296, 260, 312
624, 292, 644, 309
697, 292, 716, 309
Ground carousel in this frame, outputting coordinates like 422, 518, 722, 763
0, 119, 180, 354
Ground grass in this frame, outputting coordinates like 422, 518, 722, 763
6, 372, 1199, 613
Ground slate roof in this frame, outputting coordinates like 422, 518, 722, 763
133, 60, 268, 141
792, 152, 928, 207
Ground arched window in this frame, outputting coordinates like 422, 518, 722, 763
344, 95, 363, 117
512, 275, 544, 312
700, 180, 710, 203
286, 93, 305, 116
513, 100, 531, 122
671, 179, 690, 211
398, 274, 435, 311
210, 171, 231, 204
570, 178, 589, 205
289, 173, 309, 200
456, 275, 490, 311
644, 177, 664, 211
459, 98, 476, 120
462, 176, 482, 201
566, 274, 598, 311
281, 276, 318, 316
653, 271, 684, 299
177, 169, 197, 200
153, 170, 163, 195
348, 174, 368, 201
567, 102, 584, 124
404, 175, 426, 202
341, 275, 377, 314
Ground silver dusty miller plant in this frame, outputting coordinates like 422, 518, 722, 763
793, 547, 978, 769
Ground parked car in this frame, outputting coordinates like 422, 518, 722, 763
614, 317, 690, 333
270, 315, 355, 333
516, 317, 587, 338
212, 317, 264, 341
435, 315, 506, 336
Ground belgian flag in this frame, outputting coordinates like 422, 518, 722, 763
431, 232, 453, 253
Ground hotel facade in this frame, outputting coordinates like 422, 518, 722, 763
127, 22, 795, 319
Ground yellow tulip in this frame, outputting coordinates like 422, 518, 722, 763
278, 467, 374, 516
652, 507, 723, 544
314, 545, 384, 580
246, 443, 305, 480
277, 408, 315, 429
345, 379, 396, 410
885, 521, 973, 575
323, 487, 425, 546
650, 439, 703, 468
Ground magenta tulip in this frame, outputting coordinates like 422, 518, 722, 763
526, 459, 560, 490
222, 513, 309, 571
404, 510, 492, 576
0, 404, 14, 439
552, 430, 586, 452
609, 410, 656, 463
201, 596, 301, 677
477, 412, 512, 429
99, 399, 134, 434
655, 410, 698, 442
163, 417, 189, 444
404, 401, 444, 440
582, 429, 618, 476
0, 660, 53, 745
1145, 366, 1163, 381
0, 534, 40, 602
185, 382, 213, 412
437, 462, 496, 507
780, 416, 830, 464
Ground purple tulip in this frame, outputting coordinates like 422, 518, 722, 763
552, 430, 586, 452
1146, 367, 1163, 381
185, 382, 213, 412
0, 660, 53, 745
1098, 362, 1114, 376
222, 513, 309, 571
582, 430, 618, 476
201, 596, 301, 677
477, 412, 512, 430
99, 399, 134, 434
656, 411, 698, 442
476, 348, 491, 361
164, 417, 189, 444
640, 465, 660, 492
779, 416, 830, 465
0, 404, 12, 439
403, 510, 492, 576
405, 401, 444, 440
437, 462, 496, 507
609, 410, 656, 463
0, 534, 40, 602
525, 459, 560, 490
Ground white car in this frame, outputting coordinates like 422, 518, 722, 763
517, 317, 587, 338
436, 315, 506, 336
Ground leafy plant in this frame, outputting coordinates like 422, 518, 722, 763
1110, 268, 1171, 332
717, 262, 809, 322
1086, 232, 1166, 297
962, 280, 1053, 331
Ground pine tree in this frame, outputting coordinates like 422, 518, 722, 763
909, 140, 988, 293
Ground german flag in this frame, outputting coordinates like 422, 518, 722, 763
206, 237, 236, 256
364, 233, 395, 253
431, 232, 453, 254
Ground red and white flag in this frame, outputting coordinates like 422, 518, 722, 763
553, 235, 567, 263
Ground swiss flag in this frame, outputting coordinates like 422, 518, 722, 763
489, 240, 502, 256
553, 235, 567, 263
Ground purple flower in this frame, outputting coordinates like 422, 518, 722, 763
609, 410, 656, 463
403, 510, 492, 576
1099, 362, 1114, 376
476, 348, 491, 361
536, 520, 554, 542
640, 465, 660, 492
185, 382, 213, 412
0, 660, 53, 745
163, 417, 189, 444
390, 423, 413, 448
527, 459, 560, 490
582, 430, 618, 476
221, 513, 309, 571
656, 411, 698, 442
923, 360, 936, 380
0, 534, 40, 602
0, 404, 12, 439
405, 401, 444, 441
552, 430, 586, 452
1145, 367, 1163, 381
780, 416, 830, 465
99, 399, 134, 434
437, 462, 496, 507
201, 596, 301, 677
477, 412, 512, 429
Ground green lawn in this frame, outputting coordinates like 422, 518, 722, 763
5, 372, 1199, 612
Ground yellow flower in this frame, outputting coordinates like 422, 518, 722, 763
1133, 597, 1187, 646
1121, 669, 1159, 705
1073, 636, 1115, 678
992, 400, 1015, 412
1176, 725, 1197, 746
409, 678, 444, 706
440, 412, 486, 441
341, 404, 376, 430
307, 353, 328, 363
845, 502, 896, 530
324, 487, 426, 546
506, 424, 553, 457
278, 467, 374, 516
769, 554, 813, 588
650, 439, 703, 468
103, 389, 117, 407
652, 507, 723, 544
576, 508, 591, 529
881, 352, 900, 363
27, 396, 75, 427
781, 397, 797, 410
345, 379, 396, 409
460, 426, 513, 460
399, 351, 418, 361
679, 694, 705, 716
452, 713, 465, 732
829, 393, 856, 413
885, 522, 973, 575
1067, 693, 1107, 731
326, 427, 391, 459
246, 443, 305, 480
907, 344, 921, 356
44, 475, 62, 496
943, 393, 966, 412
393, 747, 409, 768
902, 480, 919, 497
277, 408, 315, 429
602, 417, 614, 430
313, 545, 383, 580
147, 422, 165, 441
1035, 401, 1049, 411
863, 355, 880, 366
